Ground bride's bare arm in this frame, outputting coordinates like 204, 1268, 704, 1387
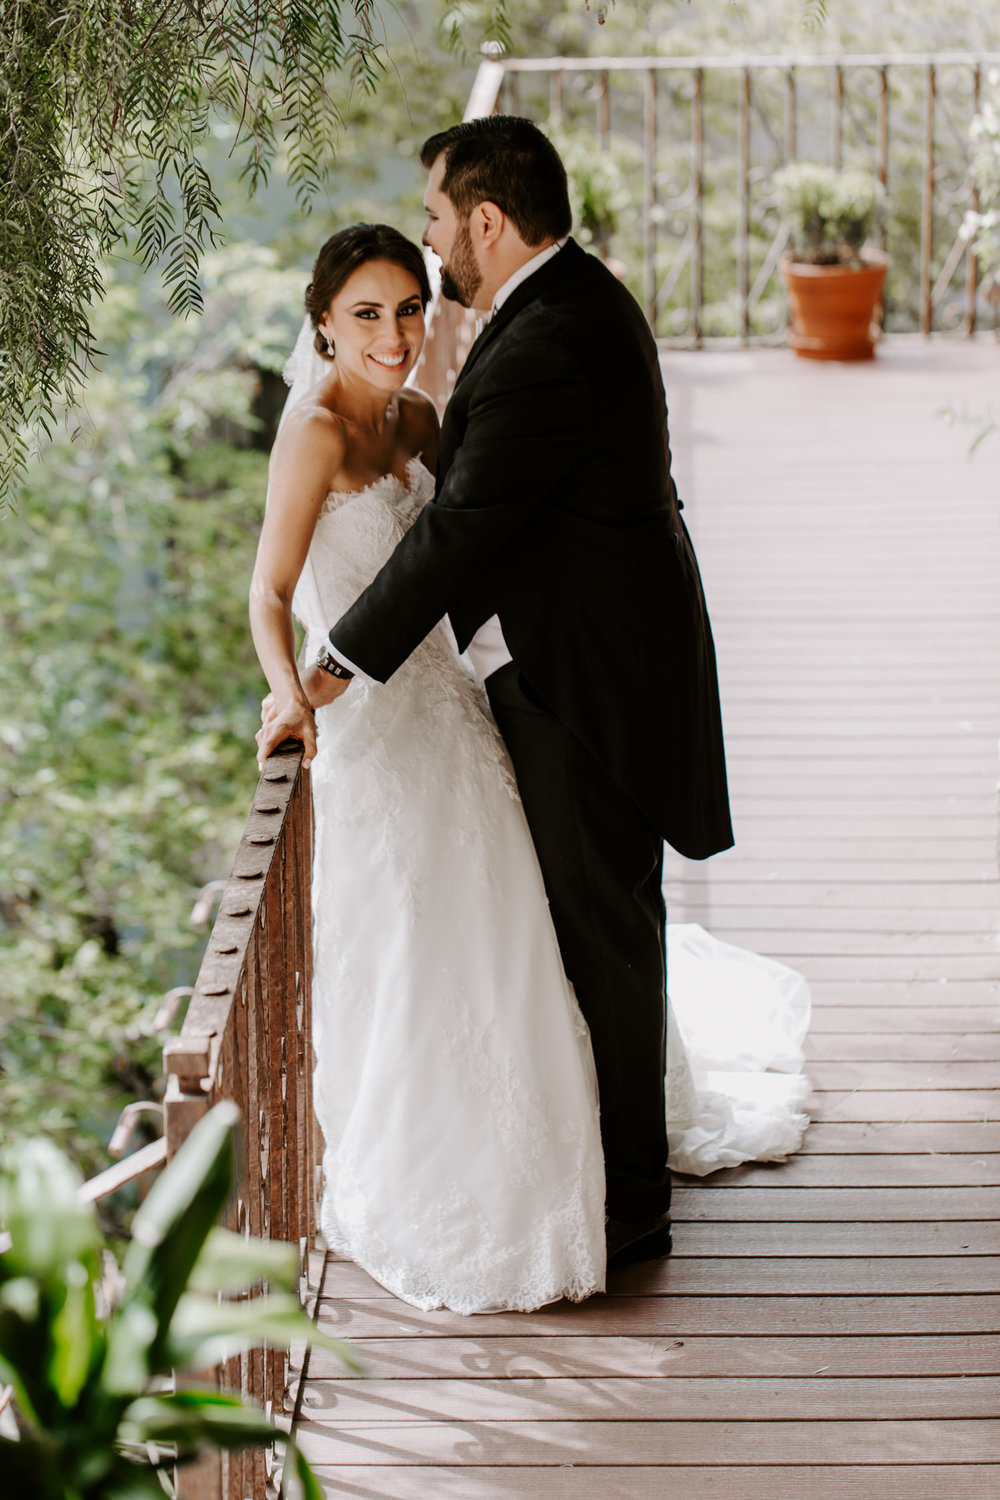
249, 411, 346, 766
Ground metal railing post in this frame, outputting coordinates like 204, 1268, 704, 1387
877, 64, 890, 258
785, 64, 797, 160
738, 65, 751, 343
965, 63, 981, 337
921, 62, 936, 336
692, 67, 704, 347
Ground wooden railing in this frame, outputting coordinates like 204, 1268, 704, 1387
162, 739, 316, 1500
483, 50, 1000, 343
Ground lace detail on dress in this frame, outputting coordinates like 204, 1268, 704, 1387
294, 454, 607, 1314
296, 457, 519, 906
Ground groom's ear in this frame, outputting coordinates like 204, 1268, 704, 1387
473, 200, 506, 248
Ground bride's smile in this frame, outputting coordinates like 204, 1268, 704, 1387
317, 260, 426, 397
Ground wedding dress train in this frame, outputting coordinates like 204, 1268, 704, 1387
665, 924, 812, 1176
292, 457, 811, 1314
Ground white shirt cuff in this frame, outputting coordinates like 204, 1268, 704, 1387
322, 638, 376, 685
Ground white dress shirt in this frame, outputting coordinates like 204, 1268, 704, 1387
330, 240, 567, 686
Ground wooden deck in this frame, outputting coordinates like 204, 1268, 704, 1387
293, 339, 1000, 1497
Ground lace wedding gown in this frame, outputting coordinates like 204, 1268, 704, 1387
292, 456, 811, 1314
293, 458, 607, 1313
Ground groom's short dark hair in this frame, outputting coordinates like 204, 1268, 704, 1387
420, 116, 572, 246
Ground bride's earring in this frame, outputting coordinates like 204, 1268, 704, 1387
325, 332, 335, 358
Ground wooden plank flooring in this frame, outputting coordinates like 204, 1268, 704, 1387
294, 340, 1000, 1496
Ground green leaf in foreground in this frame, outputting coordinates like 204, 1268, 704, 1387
0, 1107, 346, 1493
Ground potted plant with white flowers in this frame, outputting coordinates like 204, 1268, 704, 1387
773, 161, 889, 360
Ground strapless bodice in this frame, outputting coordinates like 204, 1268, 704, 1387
293, 456, 434, 643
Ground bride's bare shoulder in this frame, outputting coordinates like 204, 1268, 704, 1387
269, 399, 348, 486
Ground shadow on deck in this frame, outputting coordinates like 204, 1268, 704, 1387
293, 339, 1000, 1498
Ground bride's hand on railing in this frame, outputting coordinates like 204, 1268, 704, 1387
255, 688, 319, 769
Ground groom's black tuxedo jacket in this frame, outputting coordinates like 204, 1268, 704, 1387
329, 238, 733, 860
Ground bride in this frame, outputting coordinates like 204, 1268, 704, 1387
249, 223, 811, 1315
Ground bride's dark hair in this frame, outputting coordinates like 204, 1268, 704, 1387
305, 224, 432, 360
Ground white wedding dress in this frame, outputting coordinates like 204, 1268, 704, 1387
292, 456, 811, 1315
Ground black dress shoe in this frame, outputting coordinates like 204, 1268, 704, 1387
605, 1212, 672, 1273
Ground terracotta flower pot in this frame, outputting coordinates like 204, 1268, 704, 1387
779, 253, 890, 361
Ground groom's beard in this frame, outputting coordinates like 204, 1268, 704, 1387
439, 224, 482, 308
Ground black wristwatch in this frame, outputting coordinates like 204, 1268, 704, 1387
315, 643, 355, 681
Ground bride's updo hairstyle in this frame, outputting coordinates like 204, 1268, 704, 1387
305, 224, 432, 361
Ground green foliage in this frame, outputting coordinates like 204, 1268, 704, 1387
0, 0, 388, 498
0, 1103, 350, 1497
442, 0, 515, 57
0, 246, 301, 1189
772, 161, 885, 264
548, 123, 639, 249
963, 68, 1000, 286
801, 0, 830, 29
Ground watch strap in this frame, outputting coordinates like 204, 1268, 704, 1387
315, 644, 355, 680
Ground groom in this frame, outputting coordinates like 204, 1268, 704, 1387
261, 117, 733, 1271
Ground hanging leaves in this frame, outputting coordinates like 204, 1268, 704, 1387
0, 0, 387, 500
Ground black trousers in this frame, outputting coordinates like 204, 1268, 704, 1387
486, 662, 670, 1222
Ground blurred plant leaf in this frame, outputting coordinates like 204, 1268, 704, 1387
168, 1290, 361, 1373
281, 1438, 328, 1500
121, 1101, 238, 1367
0, 1139, 100, 1279
101, 1299, 159, 1398
119, 1388, 277, 1449
0, 1277, 45, 1427
100, 1471, 173, 1500
0, 1114, 333, 1492
49, 1258, 100, 1408
187, 1226, 300, 1296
